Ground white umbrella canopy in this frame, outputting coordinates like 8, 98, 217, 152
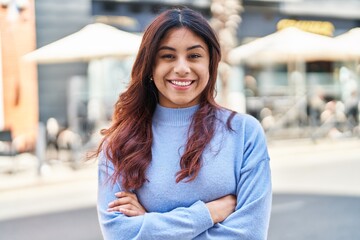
228, 27, 344, 66
23, 23, 142, 64
334, 28, 360, 60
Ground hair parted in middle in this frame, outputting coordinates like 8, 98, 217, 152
98, 7, 233, 191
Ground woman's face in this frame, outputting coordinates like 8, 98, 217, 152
152, 27, 210, 108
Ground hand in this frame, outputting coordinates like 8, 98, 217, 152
205, 195, 236, 224
107, 191, 146, 217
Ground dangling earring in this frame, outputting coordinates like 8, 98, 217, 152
149, 76, 153, 81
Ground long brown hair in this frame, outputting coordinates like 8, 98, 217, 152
97, 8, 226, 190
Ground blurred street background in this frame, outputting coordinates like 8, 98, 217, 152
1, 0, 360, 239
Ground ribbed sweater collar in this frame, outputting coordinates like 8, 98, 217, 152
152, 104, 199, 126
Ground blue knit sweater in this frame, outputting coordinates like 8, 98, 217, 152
97, 104, 272, 240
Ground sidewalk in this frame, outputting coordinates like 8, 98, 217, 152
0, 153, 98, 220
0, 153, 97, 190
268, 137, 360, 196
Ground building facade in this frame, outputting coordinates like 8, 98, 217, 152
0, 0, 38, 151
34, 0, 93, 127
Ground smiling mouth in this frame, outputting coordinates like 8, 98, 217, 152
170, 80, 194, 87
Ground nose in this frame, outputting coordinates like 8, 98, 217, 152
174, 57, 190, 76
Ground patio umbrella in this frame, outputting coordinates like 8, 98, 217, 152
228, 27, 343, 66
334, 28, 360, 60
23, 23, 142, 64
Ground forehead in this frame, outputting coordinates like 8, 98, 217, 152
159, 27, 207, 47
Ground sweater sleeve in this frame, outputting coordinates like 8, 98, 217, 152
97, 151, 214, 240
194, 116, 272, 240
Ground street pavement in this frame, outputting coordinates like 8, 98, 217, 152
0, 137, 360, 240
267, 138, 360, 240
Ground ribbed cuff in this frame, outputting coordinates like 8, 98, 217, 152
190, 200, 214, 237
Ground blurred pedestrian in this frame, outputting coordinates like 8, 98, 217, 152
94, 7, 271, 239
308, 87, 325, 127
345, 90, 359, 131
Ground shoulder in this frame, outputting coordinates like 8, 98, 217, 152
216, 108, 263, 132
215, 108, 270, 169
97, 144, 115, 171
216, 108, 267, 149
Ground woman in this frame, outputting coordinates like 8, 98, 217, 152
96, 7, 272, 239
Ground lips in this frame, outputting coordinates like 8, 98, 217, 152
169, 80, 194, 87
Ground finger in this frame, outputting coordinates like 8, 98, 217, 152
115, 191, 138, 201
109, 195, 143, 210
110, 192, 146, 212
107, 205, 145, 216
107, 203, 136, 212
108, 196, 136, 208
118, 208, 145, 217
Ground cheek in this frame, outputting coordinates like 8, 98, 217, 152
153, 64, 169, 80
201, 68, 210, 84
153, 80, 163, 92
198, 62, 210, 77
201, 71, 211, 89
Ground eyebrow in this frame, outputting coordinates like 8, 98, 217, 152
158, 44, 205, 51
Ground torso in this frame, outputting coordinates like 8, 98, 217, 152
136, 108, 243, 213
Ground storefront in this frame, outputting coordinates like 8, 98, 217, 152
236, 7, 360, 136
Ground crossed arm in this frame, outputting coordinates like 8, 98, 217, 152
97, 157, 271, 240
107, 191, 236, 224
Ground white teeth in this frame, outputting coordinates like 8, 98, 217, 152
171, 81, 192, 86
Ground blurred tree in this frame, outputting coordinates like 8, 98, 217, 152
210, 0, 243, 107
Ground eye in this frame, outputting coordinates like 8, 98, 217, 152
189, 54, 201, 59
161, 54, 175, 59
